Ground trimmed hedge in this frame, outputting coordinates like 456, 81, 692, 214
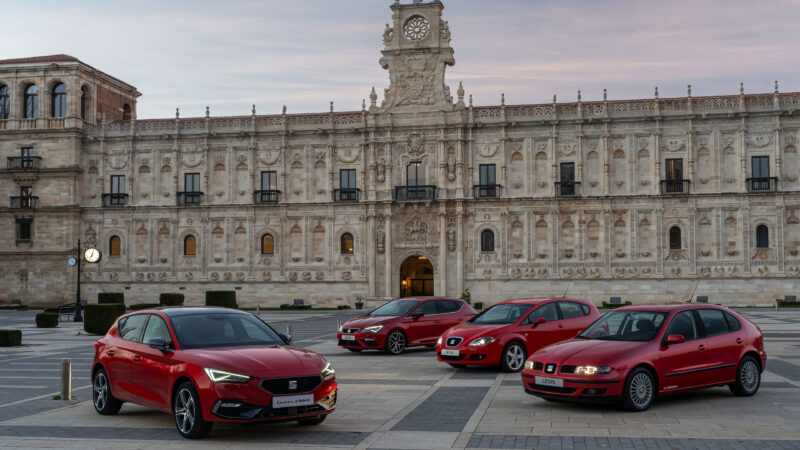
98, 292, 125, 305
205, 291, 237, 309
129, 303, 160, 311
159, 293, 185, 307
0, 329, 22, 346
84, 304, 127, 335
602, 301, 633, 309
36, 312, 59, 328
280, 304, 312, 310
337, 305, 351, 310
777, 299, 800, 308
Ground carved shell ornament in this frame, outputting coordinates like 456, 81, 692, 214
109, 156, 128, 170
477, 143, 499, 158
335, 147, 361, 164
180, 154, 203, 168
662, 138, 685, 152
747, 135, 772, 148
403, 15, 430, 41
558, 143, 576, 156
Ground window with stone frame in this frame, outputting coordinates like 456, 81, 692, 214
669, 226, 682, 250
261, 234, 274, 255
0, 84, 9, 119
52, 83, 66, 118
24, 84, 38, 119
184, 235, 197, 256
109, 235, 121, 256
756, 225, 769, 249
481, 229, 495, 252
16, 217, 32, 242
340, 233, 354, 254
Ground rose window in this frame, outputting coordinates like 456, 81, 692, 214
403, 16, 430, 41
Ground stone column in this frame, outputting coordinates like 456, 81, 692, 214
438, 211, 447, 295
367, 212, 376, 297
456, 210, 464, 295
384, 213, 393, 300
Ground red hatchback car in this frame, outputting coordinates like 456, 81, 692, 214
91, 308, 337, 438
522, 305, 766, 411
436, 298, 601, 372
337, 297, 476, 355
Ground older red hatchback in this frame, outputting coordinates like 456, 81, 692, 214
337, 297, 476, 354
522, 304, 766, 411
91, 308, 337, 439
436, 298, 601, 372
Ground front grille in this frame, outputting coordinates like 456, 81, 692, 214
439, 353, 466, 361
445, 336, 463, 347
341, 327, 359, 334
526, 382, 577, 394
560, 365, 576, 374
532, 361, 544, 371
254, 403, 326, 419
339, 339, 363, 347
260, 376, 322, 395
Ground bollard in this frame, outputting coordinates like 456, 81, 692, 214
286, 325, 293, 336
61, 358, 71, 401
337, 319, 342, 332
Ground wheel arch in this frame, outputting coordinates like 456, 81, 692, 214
91, 362, 106, 379
742, 350, 763, 372
170, 375, 194, 412
630, 362, 660, 394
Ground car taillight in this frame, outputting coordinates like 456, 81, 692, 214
94, 341, 100, 353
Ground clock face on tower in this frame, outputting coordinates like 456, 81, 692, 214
84, 248, 101, 263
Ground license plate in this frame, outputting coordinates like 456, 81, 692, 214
272, 394, 314, 408
341, 335, 356, 341
441, 349, 460, 356
535, 376, 564, 388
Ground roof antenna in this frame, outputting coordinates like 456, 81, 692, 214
560, 280, 572, 299
686, 279, 700, 303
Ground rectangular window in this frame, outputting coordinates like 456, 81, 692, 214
16, 218, 32, 242
479, 164, 496, 185
752, 156, 769, 178
560, 162, 575, 182
665, 159, 683, 180
340, 169, 356, 189
20, 186, 32, 197
261, 171, 277, 191
111, 175, 125, 194
407, 162, 425, 187
21, 147, 33, 168
185, 173, 200, 192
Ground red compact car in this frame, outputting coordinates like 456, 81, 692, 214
522, 304, 766, 411
337, 297, 476, 354
436, 298, 601, 372
91, 308, 337, 438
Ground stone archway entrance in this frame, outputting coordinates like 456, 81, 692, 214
400, 255, 434, 297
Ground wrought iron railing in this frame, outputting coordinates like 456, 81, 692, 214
10, 196, 38, 209
473, 184, 502, 199
555, 181, 581, 197
177, 191, 204, 206
746, 177, 778, 192
102, 193, 129, 207
394, 185, 436, 201
660, 179, 691, 195
254, 190, 281, 204
6, 156, 41, 170
333, 188, 360, 202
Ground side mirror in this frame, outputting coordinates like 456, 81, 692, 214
665, 334, 685, 345
280, 332, 293, 344
146, 337, 169, 354
533, 317, 547, 328
411, 311, 425, 320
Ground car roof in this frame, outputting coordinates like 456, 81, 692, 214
394, 296, 464, 301
497, 298, 587, 305
154, 307, 249, 317
614, 304, 728, 313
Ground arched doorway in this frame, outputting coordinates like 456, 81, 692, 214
400, 255, 434, 297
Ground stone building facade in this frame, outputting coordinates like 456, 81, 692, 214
2, 0, 799, 307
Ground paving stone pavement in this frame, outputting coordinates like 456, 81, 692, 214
0, 308, 799, 449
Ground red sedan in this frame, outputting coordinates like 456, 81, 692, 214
337, 297, 476, 355
522, 304, 766, 411
91, 308, 337, 438
436, 298, 601, 372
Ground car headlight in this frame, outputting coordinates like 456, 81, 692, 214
321, 362, 335, 379
468, 337, 496, 346
437, 336, 442, 345
363, 325, 383, 333
575, 365, 612, 375
524, 361, 535, 370
338, 325, 343, 332
204, 368, 251, 383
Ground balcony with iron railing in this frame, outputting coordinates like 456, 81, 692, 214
102, 193, 129, 207
6, 156, 42, 170
473, 184, 502, 199
394, 185, 436, 201
555, 181, 581, 197
333, 188, 360, 202
177, 191, 204, 206
254, 190, 281, 204
746, 177, 778, 192
660, 179, 691, 195
10, 196, 38, 209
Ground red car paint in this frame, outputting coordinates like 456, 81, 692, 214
436, 298, 601, 371
521, 304, 766, 409
337, 297, 477, 353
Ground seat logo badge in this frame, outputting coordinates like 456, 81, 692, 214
289, 380, 298, 390
545, 364, 556, 374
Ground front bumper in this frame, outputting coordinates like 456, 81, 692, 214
520, 370, 622, 404
435, 343, 500, 366
337, 331, 385, 349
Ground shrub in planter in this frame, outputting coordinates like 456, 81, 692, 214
776, 299, 800, 308
159, 293, 185, 307
0, 329, 22, 346
36, 312, 59, 328
129, 303, 160, 311
460, 288, 472, 304
98, 292, 125, 305
602, 301, 632, 309
473, 302, 484, 310
279, 304, 313, 310
205, 291, 237, 309
83, 304, 127, 335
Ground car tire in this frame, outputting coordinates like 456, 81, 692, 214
448, 363, 466, 369
621, 367, 656, 412
499, 342, 527, 373
173, 381, 213, 439
92, 368, 123, 415
384, 330, 407, 355
729, 355, 761, 397
297, 414, 327, 426
346, 348, 363, 352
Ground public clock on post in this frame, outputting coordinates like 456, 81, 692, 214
84, 248, 101, 263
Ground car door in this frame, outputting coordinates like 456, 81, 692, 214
107, 314, 149, 401
524, 302, 563, 353
130, 314, 178, 410
434, 300, 465, 334
556, 301, 591, 341
696, 309, 741, 384
653, 310, 709, 391
406, 300, 439, 345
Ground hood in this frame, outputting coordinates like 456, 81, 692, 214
182, 345, 326, 379
342, 315, 394, 329
532, 339, 652, 365
441, 322, 511, 343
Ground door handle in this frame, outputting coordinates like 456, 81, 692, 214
736, 338, 743, 344
558, 324, 564, 328
107, 350, 115, 356
133, 355, 142, 363
698, 345, 707, 351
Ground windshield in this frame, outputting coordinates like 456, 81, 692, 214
469, 304, 532, 325
578, 310, 667, 342
370, 300, 419, 317
171, 313, 285, 349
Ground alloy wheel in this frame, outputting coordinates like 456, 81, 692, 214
628, 372, 653, 409
740, 360, 759, 393
93, 372, 108, 410
387, 332, 406, 354
505, 345, 524, 371
175, 388, 196, 435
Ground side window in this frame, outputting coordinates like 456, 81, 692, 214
527, 302, 559, 323
558, 301, 587, 319
119, 314, 148, 342
436, 300, 462, 314
697, 309, 730, 337
413, 301, 438, 316
724, 312, 742, 331
664, 311, 699, 341
142, 315, 173, 347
